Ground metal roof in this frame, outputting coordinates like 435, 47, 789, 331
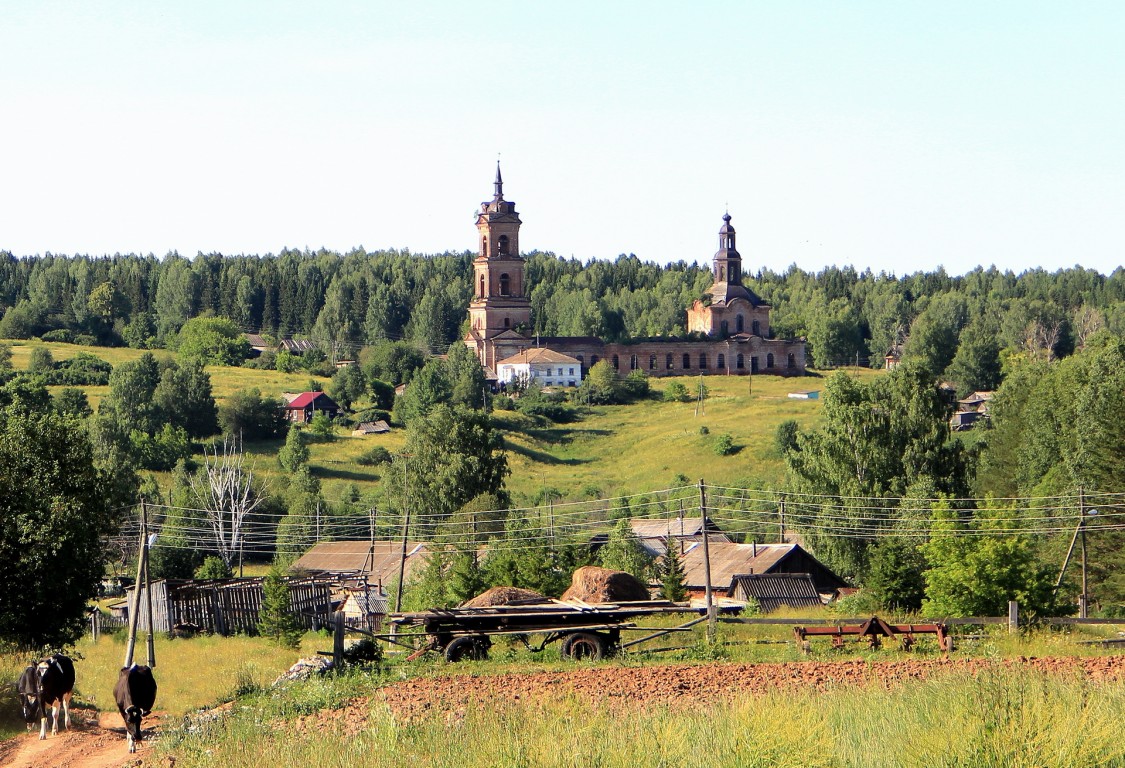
497, 347, 583, 366
729, 573, 824, 613
679, 542, 799, 589
284, 391, 340, 410
290, 540, 429, 587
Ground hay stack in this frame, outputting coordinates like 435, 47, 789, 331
460, 586, 549, 608
561, 566, 651, 603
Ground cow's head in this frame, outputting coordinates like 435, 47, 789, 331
123, 705, 144, 740
17, 666, 41, 725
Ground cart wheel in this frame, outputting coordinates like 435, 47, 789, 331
560, 632, 607, 661
444, 636, 489, 662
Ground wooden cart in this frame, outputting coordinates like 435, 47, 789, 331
386, 599, 707, 662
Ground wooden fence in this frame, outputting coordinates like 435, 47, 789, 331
123, 576, 335, 636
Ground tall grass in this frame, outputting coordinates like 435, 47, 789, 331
157, 665, 1125, 768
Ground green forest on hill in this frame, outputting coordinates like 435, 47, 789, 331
2, 248, 1125, 648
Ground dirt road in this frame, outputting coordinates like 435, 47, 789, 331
0, 710, 164, 768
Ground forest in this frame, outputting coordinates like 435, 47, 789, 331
2, 247, 1125, 648
2, 248, 1124, 386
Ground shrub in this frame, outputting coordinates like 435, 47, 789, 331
195, 555, 233, 580
713, 433, 735, 456
663, 381, 691, 402
41, 329, 74, 343
356, 445, 392, 466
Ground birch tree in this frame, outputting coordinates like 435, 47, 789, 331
189, 436, 267, 569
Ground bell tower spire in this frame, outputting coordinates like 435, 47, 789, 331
465, 163, 532, 371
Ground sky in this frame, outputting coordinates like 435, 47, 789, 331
1, 2, 1123, 276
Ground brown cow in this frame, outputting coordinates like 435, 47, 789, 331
113, 665, 157, 753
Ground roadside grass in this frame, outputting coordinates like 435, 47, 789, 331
156, 663, 1125, 768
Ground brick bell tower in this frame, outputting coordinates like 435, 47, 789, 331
465, 163, 532, 371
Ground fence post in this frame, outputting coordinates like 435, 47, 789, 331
1008, 601, 1019, 634
333, 610, 345, 669
699, 479, 715, 643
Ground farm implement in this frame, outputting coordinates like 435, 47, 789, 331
793, 616, 951, 652
383, 599, 708, 662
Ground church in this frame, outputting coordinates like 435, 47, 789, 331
464, 166, 806, 380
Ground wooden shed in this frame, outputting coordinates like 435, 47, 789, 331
290, 540, 431, 591
729, 573, 825, 612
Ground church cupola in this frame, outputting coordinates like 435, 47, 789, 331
714, 212, 741, 285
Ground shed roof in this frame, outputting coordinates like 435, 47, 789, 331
729, 573, 824, 612
290, 540, 429, 586
590, 517, 731, 557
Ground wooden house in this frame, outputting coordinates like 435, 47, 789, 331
290, 540, 432, 592
590, 516, 731, 558
282, 392, 341, 423
677, 541, 848, 599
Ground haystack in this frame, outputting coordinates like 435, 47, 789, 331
460, 586, 549, 608
561, 566, 651, 603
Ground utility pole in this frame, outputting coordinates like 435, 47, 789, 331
394, 455, 411, 616
699, 479, 715, 643
1080, 488, 1088, 619
778, 493, 786, 544
143, 503, 156, 668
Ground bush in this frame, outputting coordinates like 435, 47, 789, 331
41, 329, 74, 344
356, 445, 392, 466
663, 381, 691, 402
494, 395, 515, 410
308, 412, 337, 440
713, 433, 736, 456
195, 556, 233, 580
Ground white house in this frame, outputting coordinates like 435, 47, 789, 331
496, 348, 583, 387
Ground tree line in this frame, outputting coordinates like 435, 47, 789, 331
4, 248, 1125, 387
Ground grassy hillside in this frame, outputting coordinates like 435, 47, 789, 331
3, 339, 879, 504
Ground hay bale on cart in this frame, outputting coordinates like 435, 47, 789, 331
461, 586, 549, 608
561, 566, 650, 603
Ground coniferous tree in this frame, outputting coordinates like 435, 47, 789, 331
659, 534, 688, 602
259, 566, 302, 648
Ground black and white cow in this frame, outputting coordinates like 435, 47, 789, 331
17, 654, 76, 739
114, 664, 157, 753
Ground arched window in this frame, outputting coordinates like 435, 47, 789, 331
498, 235, 510, 256
720, 320, 729, 337
612, 355, 620, 370
591, 355, 600, 366
766, 353, 775, 368
479, 275, 485, 297
787, 353, 795, 369
751, 356, 759, 373
576, 354, 584, 365
736, 315, 744, 333
631, 355, 639, 370
482, 236, 488, 257
649, 354, 657, 370
504, 317, 510, 328
666, 353, 674, 370
736, 354, 745, 370
683, 353, 691, 369
752, 320, 760, 336
719, 266, 726, 281
699, 353, 708, 369
499, 273, 511, 296
717, 353, 725, 369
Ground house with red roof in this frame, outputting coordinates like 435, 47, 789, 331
282, 391, 341, 423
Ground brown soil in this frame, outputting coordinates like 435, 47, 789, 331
0, 709, 166, 768
374, 655, 1125, 722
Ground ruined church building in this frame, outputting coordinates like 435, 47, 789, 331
464, 166, 806, 380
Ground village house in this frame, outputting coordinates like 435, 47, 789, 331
677, 541, 848, 603
589, 516, 731, 558
290, 540, 432, 594
281, 391, 341, 423
496, 348, 583, 388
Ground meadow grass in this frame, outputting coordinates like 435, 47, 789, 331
4, 339, 874, 504
0, 631, 322, 739
156, 664, 1125, 768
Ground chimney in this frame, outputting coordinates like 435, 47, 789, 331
752, 540, 757, 558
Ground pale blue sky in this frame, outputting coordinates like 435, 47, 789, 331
2, 2, 1123, 276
